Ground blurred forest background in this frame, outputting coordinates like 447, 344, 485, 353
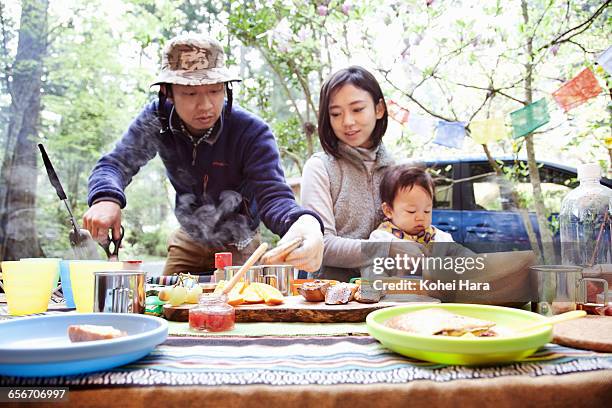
0, 0, 610, 262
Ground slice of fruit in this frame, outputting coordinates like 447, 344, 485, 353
251, 282, 284, 305
242, 284, 264, 303
213, 280, 228, 294
214, 280, 245, 306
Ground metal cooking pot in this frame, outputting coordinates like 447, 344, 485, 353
529, 265, 608, 316
224, 265, 294, 295
93, 270, 146, 314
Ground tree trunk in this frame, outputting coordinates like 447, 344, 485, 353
521, 0, 556, 264
0, 0, 48, 260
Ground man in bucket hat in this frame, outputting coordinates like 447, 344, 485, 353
83, 33, 324, 275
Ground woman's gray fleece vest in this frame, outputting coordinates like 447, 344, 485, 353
314, 143, 394, 280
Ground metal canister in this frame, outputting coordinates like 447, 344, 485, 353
260, 265, 294, 296
93, 270, 146, 313
223, 265, 294, 295
223, 265, 264, 286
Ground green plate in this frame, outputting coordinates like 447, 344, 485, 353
366, 303, 552, 365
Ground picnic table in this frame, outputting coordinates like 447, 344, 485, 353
0, 298, 611, 408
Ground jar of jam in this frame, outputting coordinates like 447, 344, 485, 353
577, 290, 611, 316
189, 293, 235, 332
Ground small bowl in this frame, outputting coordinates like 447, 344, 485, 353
366, 303, 552, 365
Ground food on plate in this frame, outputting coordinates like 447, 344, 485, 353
68, 324, 127, 342
298, 280, 330, 302
384, 308, 498, 337
325, 283, 358, 305
354, 285, 382, 304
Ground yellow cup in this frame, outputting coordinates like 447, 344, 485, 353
1, 259, 60, 315
69, 261, 123, 313
21, 258, 62, 289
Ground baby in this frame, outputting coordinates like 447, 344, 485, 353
370, 164, 454, 244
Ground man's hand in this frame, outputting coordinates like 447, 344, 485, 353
82, 201, 122, 242
269, 215, 323, 272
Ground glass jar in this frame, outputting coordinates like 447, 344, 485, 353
189, 293, 235, 332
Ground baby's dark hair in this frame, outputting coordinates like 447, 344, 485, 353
380, 164, 435, 207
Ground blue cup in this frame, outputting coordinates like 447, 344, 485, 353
59, 260, 76, 308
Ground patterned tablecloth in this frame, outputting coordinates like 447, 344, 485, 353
1, 335, 611, 387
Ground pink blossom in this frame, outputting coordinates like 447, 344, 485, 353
342, 2, 352, 15
551, 44, 560, 56
317, 5, 328, 16
297, 27, 309, 42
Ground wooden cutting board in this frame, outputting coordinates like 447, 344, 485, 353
553, 315, 612, 352
163, 295, 438, 323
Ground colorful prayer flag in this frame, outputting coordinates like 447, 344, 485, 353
407, 112, 437, 137
510, 99, 550, 139
597, 46, 612, 75
433, 121, 466, 149
552, 68, 602, 112
469, 118, 506, 144
387, 100, 410, 125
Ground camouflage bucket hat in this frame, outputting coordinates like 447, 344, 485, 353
151, 34, 241, 87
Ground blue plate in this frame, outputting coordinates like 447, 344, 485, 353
0, 313, 168, 377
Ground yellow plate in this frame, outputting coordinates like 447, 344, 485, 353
366, 303, 552, 365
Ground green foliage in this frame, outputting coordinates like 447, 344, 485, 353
125, 228, 168, 258
3, 0, 609, 260
273, 116, 312, 176
225, 0, 343, 170
34, 0, 169, 256
36, 1, 133, 254
259, 222, 280, 247
239, 73, 272, 116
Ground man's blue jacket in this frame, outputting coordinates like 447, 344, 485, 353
87, 100, 322, 246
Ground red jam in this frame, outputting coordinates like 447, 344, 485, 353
580, 284, 611, 315
189, 293, 235, 332
577, 303, 612, 316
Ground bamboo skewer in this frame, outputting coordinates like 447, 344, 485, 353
221, 243, 268, 295
260, 237, 304, 265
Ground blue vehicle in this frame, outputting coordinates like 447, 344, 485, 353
425, 157, 612, 255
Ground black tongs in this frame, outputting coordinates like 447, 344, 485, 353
38, 144, 100, 260
101, 225, 124, 261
